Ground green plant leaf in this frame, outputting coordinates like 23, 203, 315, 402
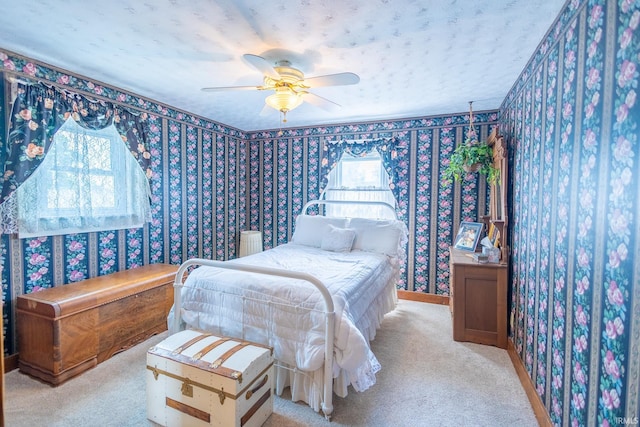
443, 138, 500, 186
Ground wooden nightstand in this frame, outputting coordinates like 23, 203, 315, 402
449, 247, 507, 349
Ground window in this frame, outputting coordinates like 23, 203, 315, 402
16, 117, 151, 237
324, 150, 396, 219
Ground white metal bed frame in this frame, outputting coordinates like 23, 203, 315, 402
171, 199, 398, 420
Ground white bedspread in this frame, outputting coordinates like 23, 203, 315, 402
169, 243, 399, 397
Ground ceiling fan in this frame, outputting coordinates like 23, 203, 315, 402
201, 54, 360, 122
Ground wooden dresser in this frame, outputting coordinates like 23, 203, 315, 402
449, 248, 507, 349
17, 263, 178, 385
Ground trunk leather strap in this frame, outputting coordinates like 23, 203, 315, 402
166, 397, 211, 423
210, 342, 250, 369
241, 390, 271, 426
192, 337, 232, 360
172, 332, 212, 354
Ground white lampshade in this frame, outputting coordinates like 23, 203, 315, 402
265, 87, 303, 113
239, 230, 263, 257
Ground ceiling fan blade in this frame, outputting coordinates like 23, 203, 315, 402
302, 72, 360, 88
301, 92, 341, 112
243, 54, 281, 80
201, 85, 260, 92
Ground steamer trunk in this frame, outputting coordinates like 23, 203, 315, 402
17, 263, 178, 385
147, 330, 273, 427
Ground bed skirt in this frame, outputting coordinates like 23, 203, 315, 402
272, 283, 397, 411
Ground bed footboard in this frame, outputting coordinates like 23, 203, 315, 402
172, 258, 336, 420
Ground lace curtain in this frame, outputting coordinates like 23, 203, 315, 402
0, 80, 152, 234
324, 151, 397, 219
16, 117, 152, 237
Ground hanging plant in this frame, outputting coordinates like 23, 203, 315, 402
443, 102, 500, 185
444, 139, 500, 184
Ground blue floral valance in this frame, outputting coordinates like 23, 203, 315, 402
0, 78, 151, 234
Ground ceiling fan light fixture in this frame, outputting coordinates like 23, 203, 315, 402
265, 87, 303, 114
203, 54, 359, 122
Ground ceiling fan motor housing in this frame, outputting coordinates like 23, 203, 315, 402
264, 61, 306, 88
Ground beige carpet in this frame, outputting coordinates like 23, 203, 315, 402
5, 300, 538, 426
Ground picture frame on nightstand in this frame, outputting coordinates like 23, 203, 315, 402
453, 221, 483, 252
487, 222, 500, 247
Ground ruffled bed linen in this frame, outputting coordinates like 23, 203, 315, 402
168, 243, 399, 411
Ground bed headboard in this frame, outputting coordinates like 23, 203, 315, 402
301, 199, 398, 220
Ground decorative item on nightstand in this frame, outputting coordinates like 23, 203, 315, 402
482, 245, 501, 263
453, 221, 484, 252
239, 230, 263, 257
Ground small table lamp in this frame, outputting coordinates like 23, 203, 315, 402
239, 230, 263, 257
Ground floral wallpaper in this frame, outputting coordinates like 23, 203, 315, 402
502, 0, 639, 424
0, 52, 247, 355
0, 77, 6, 343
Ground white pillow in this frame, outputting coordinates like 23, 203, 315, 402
321, 225, 356, 252
348, 218, 404, 257
291, 215, 349, 247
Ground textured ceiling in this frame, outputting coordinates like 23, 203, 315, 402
0, 0, 566, 131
